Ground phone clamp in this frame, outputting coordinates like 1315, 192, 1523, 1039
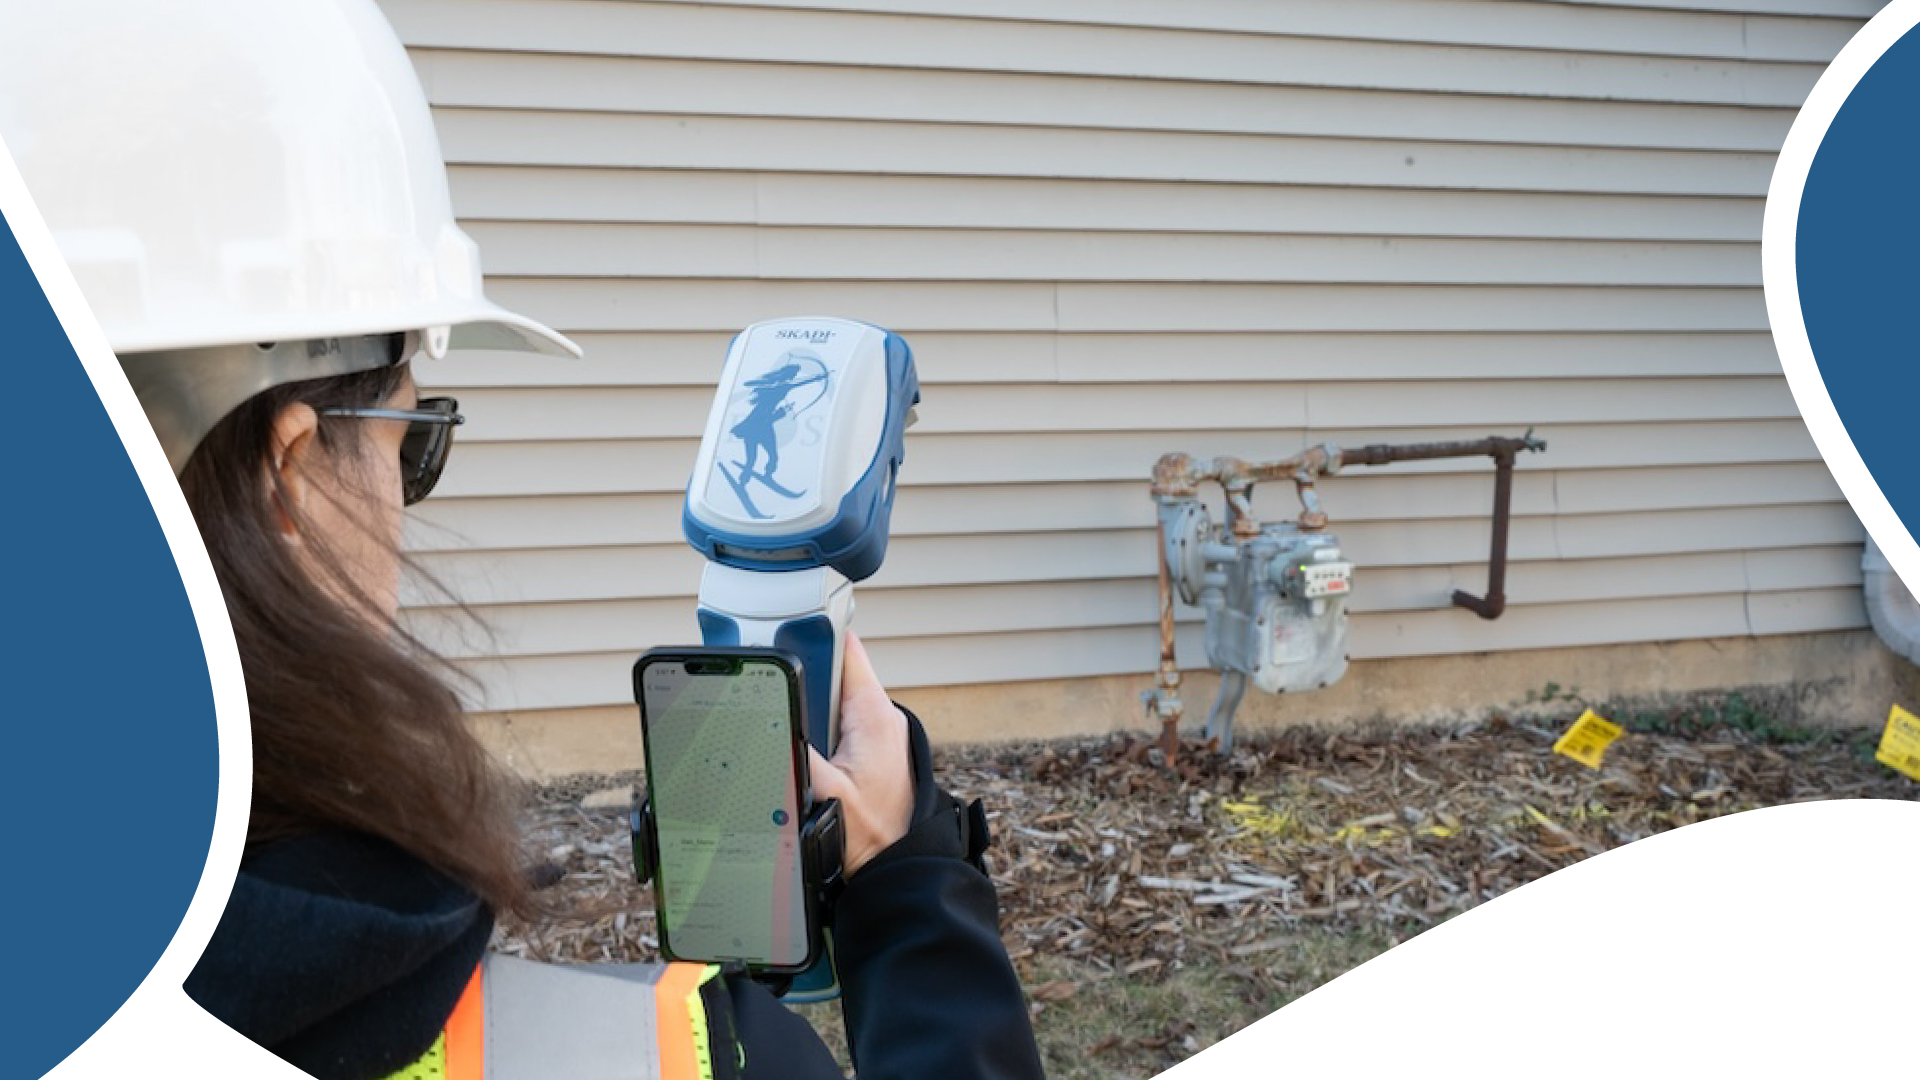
629, 795, 844, 894
629, 794, 846, 998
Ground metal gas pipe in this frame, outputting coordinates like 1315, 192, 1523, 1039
1144, 433, 1546, 758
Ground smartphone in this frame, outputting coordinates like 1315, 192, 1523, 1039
634, 647, 821, 972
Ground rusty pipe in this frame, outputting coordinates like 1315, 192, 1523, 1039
1224, 486, 1260, 537
1452, 445, 1517, 619
1337, 434, 1543, 469
1334, 434, 1542, 619
1237, 443, 1336, 486
1149, 507, 1185, 758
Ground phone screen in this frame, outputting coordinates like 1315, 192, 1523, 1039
639, 655, 809, 967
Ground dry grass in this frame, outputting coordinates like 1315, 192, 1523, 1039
496, 705, 1914, 1077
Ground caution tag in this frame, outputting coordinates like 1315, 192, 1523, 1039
1876, 705, 1920, 782
1553, 709, 1624, 770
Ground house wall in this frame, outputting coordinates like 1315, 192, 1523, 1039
375, 0, 1892, 767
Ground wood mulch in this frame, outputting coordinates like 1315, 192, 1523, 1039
495, 715, 1915, 985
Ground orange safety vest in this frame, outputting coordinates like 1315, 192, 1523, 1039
379, 956, 737, 1080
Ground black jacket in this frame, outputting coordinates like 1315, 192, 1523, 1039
186, 710, 1044, 1080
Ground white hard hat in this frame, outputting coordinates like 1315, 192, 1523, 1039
0, 0, 579, 469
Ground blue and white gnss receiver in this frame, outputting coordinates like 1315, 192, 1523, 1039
682, 316, 919, 1001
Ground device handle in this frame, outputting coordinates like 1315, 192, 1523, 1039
695, 565, 854, 754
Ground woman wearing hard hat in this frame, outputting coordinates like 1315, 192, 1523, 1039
0, 1, 1043, 1078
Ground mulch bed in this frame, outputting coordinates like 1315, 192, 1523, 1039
496, 715, 1916, 985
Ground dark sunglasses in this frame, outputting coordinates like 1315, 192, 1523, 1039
320, 396, 464, 505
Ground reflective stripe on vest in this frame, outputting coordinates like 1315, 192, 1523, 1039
378, 956, 729, 1080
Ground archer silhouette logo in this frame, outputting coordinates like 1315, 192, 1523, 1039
716, 350, 833, 520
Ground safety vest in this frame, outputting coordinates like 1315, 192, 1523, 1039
379, 955, 742, 1080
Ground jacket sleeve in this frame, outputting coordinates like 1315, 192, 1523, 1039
830, 707, 1046, 1080
723, 975, 847, 1080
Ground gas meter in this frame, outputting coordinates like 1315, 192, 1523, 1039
1160, 500, 1353, 697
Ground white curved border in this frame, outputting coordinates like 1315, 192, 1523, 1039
0, 143, 294, 1074
1161, 800, 1920, 1079
1764, 0, 1920, 592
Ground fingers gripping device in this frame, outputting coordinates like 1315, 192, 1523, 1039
683, 316, 919, 999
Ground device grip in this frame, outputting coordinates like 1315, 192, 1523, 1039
775, 616, 843, 754
694, 568, 854, 754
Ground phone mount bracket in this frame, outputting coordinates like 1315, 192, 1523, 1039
629, 794, 846, 995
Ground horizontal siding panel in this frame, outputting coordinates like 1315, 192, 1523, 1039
429, 332, 1783, 389
485, 279, 1062, 334
433, 419, 1820, 498
406, 476, 1563, 552
410, 525, 1544, 607
409, 545, 1862, 661
1744, 544, 1865, 591
451, 170, 1768, 243
445, 377, 1791, 442
1464, 551, 1744, 608
450, 590, 1777, 708
1299, 377, 1794, 428
387, 0, 1867, 64
1743, 13, 1874, 54
432, 331, 1051, 387
419, 51, 1804, 147
442, 380, 1284, 443
450, 167, 759, 224
1551, 1, 1875, 18
406, 463, 1845, 553
1552, 503, 1862, 560
1355, 593, 1750, 660
1052, 285, 1770, 333
412, 505, 1859, 607
1058, 333, 1783, 382
484, 280, 1771, 335
405, 478, 1563, 554
433, 112, 1781, 197
450, 582, 1874, 709
1746, 586, 1869, 635
772, 180, 1765, 242
398, 5, 1827, 105
1555, 460, 1842, 514
465, 223, 1763, 287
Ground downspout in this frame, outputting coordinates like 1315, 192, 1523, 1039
1862, 536, 1920, 665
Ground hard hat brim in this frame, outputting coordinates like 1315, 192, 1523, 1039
448, 303, 584, 359
107, 300, 582, 361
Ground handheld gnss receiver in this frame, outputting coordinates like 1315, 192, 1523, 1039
680, 316, 919, 1000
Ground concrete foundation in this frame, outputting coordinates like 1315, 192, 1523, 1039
472, 630, 1918, 781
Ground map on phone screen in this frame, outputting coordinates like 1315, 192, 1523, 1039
644, 659, 807, 965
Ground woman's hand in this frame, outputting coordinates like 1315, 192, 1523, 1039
807, 633, 914, 878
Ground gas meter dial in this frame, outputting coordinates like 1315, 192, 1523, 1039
1299, 559, 1352, 599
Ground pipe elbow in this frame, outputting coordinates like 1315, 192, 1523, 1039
1863, 536, 1920, 666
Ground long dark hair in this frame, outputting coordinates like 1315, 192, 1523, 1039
179, 359, 531, 916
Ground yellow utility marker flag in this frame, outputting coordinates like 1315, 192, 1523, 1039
1876, 705, 1920, 781
1553, 709, 1624, 770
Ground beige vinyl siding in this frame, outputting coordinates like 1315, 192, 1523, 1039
379, 0, 1877, 715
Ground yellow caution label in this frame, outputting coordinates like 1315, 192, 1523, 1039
1876, 705, 1920, 782
1553, 709, 1624, 770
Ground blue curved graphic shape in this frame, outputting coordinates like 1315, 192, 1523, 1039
0, 214, 217, 1077
1797, 24, 1920, 547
